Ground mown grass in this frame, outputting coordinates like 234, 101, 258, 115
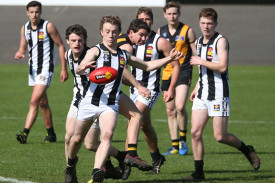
0, 64, 274, 183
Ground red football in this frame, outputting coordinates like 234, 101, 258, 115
89, 66, 118, 84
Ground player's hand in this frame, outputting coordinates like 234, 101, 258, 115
14, 51, 25, 60
190, 90, 196, 102
60, 69, 69, 83
190, 56, 203, 66
169, 48, 183, 61
137, 84, 151, 99
163, 90, 174, 103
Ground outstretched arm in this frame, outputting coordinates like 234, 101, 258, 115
76, 47, 98, 75
122, 68, 151, 98
127, 48, 183, 71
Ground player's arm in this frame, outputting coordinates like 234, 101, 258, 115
119, 43, 134, 54
190, 37, 229, 73
14, 25, 27, 60
122, 68, 151, 98
47, 22, 68, 83
158, 37, 180, 102
190, 80, 199, 102
126, 48, 183, 72
187, 27, 197, 56
76, 47, 98, 75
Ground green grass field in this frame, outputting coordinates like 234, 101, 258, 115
0, 64, 274, 183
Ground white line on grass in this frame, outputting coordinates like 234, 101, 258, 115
0, 176, 36, 183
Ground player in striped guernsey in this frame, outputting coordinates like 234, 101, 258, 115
183, 8, 260, 181
64, 24, 152, 182
64, 15, 183, 183
158, 1, 197, 156
14, 1, 68, 144
133, 7, 180, 174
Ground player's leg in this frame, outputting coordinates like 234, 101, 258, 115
65, 116, 77, 162
39, 90, 56, 142
175, 84, 190, 155
88, 110, 117, 183
16, 84, 48, 144
162, 97, 179, 155
183, 108, 208, 180
213, 116, 260, 170
136, 101, 165, 174
65, 118, 93, 183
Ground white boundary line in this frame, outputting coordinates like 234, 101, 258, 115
0, 176, 36, 183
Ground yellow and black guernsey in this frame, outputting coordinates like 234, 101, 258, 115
117, 33, 132, 48
159, 22, 192, 80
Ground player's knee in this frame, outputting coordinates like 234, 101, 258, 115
39, 98, 48, 108
65, 133, 71, 145
214, 134, 225, 143
84, 141, 99, 152
72, 135, 83, 145
191, 128, 202, 140
176, 105, 185, 115
101, 130, 113, 142
166, 108, 176, 117
140, 122, 151, 133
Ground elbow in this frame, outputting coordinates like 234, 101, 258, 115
219, 67, 227, 73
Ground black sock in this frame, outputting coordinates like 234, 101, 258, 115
68, 157, 77, 167
194, 160, 204, 174
47, 127, 55, 136
127, 144, 138, 157
150, 148, 161, 161
23, 128, 30, 135
172, 139, 179, 150
92, 168, 101, 174
115, 151, 127, 162
104, 156, 114, 169
238, 142, 250, 155
179, 130, 187, 142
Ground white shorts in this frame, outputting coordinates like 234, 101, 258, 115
67, 103, 99, 128
77, 97, 118, 122
28, 71, 54, 87
130, 91, 160, 110
192, 97, 230, 117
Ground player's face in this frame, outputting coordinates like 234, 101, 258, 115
26, 6, 41, 24
164, 7, 180, 26
129, 29, 147, 46
137, 13, 153, 29
199, 16, 217, 37
101, 22, 119, 47
66, 33, 85, 55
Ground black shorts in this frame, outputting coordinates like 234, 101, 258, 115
161, 70, 192, 91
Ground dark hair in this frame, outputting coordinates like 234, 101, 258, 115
127, 19, 150, 35
65, 24, 88, 42
163, 1, 180, 14
136, 7, 153, 21
199, 8, 218, 23
26, 1, 42, 11
99, 15, 121, 33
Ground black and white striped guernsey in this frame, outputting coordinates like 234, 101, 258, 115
130, 31, 163, 94
24, 19, 54, 75
85, 43, 127, 107
196, 32, 230, 100
66, 47, 90, 108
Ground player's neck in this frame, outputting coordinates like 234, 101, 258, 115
168, 22, 179, 35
